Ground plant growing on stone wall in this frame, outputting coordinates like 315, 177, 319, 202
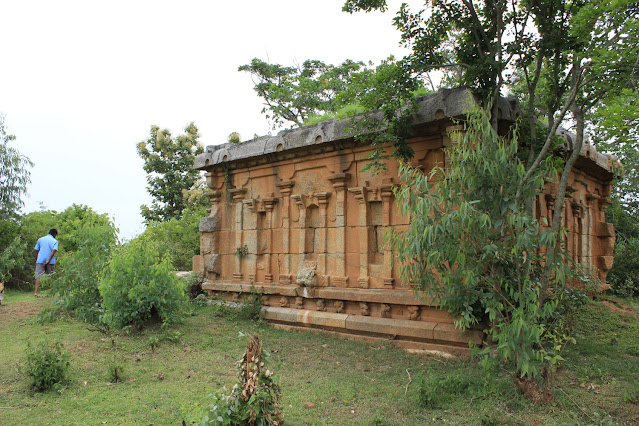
227, 132, 241, 144
236, 245, 249, 257
391, 108, 572, 402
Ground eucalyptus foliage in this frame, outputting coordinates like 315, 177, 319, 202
0, 114, 32, 220
391, 109, 571, 383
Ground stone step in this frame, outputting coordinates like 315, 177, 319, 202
261, 306, 483, 352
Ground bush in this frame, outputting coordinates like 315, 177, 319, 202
606, 199, 639, 297
137, 207, 206, 271
99, 239, 189, 330
39, 222, 118, 323
608, 238, 639, 297
24, 341, 70, 392
1, 204, 116, 291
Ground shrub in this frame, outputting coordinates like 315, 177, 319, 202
608, 237, 639, 297
39, 222, 118, 323
136, 207, 206, 271
2, 204, 115, 291
99, 239, 189, 330
227, 132, 241, 144
0, 234, 27, 286
237, 289, 264, 321
24, 341, 70, 392
606, 199, 639, 297
391, 109, 571, 400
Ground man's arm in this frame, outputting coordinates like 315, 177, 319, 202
44, 249, 57, 265
35, 249, 39, 262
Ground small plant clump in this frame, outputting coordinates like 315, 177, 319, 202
228, 132, 241, 144
24, 341, 70, 392
199, 334, 282, 425
209, 288, 264, 322
107, 355, 125, 383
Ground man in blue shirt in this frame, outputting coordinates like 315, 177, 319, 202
34, 229, 58, 296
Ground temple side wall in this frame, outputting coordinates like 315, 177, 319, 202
193, 118, 615, 351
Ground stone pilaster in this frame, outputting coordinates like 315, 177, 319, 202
348, 187, 369, 288
276, 181, 295, 284
315, 192, 331, 276
328, 173, 350, 287
571, 201, 583, 264
242, 198, 257, 283
264, 197, 278, 284
291, 194, 306, 272
229, 188, 246, 283
381, 182, 395, 288
199, 190, 222, 278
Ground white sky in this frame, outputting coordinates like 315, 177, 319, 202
1, 0, 418, 240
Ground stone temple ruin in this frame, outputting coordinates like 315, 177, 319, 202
192, 88, 617, 352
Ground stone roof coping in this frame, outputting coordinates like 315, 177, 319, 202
194, 87, 617, 174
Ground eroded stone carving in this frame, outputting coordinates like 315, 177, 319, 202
204, 254, 221, 274
199, 212, 219, 232
279, 297, 289, 308
295, 297, 304, 309
381, 303, 391, 318
334, 300, 344, 314
316, 299, 326, 312
360, 302, 370, 316
296, 268, 317, 287
408, 306, 420, 321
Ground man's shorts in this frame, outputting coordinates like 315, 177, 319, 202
35, 263, 55, 279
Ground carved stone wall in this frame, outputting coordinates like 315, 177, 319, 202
192, 89, 616, 352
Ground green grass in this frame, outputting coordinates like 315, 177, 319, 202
1, 289, 638, 425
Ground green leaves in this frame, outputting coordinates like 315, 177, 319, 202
40, 219, 118, 324
24, 341, 70, 392
99, 238, 189, 330
0, 114, 33, 220
239, 58, 367, 129
391, 108, 573, 388
137, 122, 204, 223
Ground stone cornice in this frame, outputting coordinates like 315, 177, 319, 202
194, 87, 617, 177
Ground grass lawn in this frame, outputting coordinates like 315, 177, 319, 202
1, 289, 638, 425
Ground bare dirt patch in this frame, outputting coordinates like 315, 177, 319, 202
601, 299, 638, 318
0, 300, 41, 328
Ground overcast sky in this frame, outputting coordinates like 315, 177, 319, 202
0, 0, 420, 239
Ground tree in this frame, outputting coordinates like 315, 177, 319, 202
0, 113, 33, 220
343, 0, 639, 399
392, 109, 571, 402
239, 58, 368, 128
137, 123, 204, 223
